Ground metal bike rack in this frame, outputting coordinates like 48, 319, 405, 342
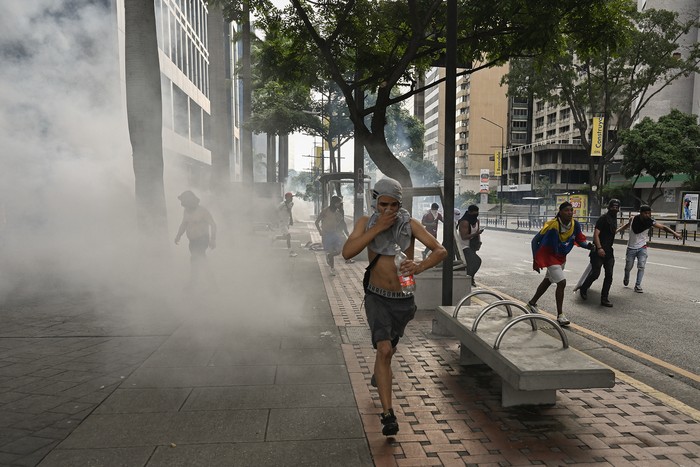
453, 290, 507, 318
471, 300, 536, 333
493, 315, 569, 350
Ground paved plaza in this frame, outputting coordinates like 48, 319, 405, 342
0, 223, 698, 466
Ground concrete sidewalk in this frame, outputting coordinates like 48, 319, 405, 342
1, 222, 699, 466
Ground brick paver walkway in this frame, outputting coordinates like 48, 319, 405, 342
314, 230, 700, 466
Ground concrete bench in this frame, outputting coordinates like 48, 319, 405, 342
432, 291, 615, 407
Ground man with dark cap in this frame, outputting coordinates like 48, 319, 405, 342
342, 177, 447, 437
578, 199, 620, 307
526, 201, 594, 326
616, 205, 681, 293
315, 195, 349, 275
420, 202, 443, 259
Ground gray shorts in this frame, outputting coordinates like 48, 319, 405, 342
364, 289, 416, 349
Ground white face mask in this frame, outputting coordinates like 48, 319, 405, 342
431, 209, 438, 217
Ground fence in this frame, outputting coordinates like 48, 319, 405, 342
479, 214, 699, 246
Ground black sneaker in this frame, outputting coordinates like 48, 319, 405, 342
579, 288, 588, 300
600, 299, 613, 307
380, 409, 399, 436
623, 277, 629, 287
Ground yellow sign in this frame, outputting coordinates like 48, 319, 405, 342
591, 117, 604, 157
314, 145, 322, 169
494, 151, 502, 176
556, 194, 589, 221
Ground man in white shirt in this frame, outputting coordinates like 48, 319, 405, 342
617, 205, 681, 293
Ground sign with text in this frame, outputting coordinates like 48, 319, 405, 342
591, 116, 604, 157
494, 150, 502, 176
479, 169, 490, 194
556, 193, 589, 220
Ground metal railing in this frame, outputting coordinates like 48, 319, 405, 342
479, 214, 699, 246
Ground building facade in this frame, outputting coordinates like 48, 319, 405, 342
116, 0, 250, 190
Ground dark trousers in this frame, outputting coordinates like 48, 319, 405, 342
581, 253, 615, 300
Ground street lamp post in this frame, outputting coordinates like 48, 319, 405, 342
481, 116, 504, 215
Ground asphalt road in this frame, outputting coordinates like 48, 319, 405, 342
471, 229, 700, 379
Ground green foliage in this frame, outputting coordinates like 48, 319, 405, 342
503, 4, 700, 212
385, 102, 425, 161
619, 109, 700, 205
455, 191, 478, 210
287, 169, 320, 203
399, 156, 442, 187
213, 0, 634, 187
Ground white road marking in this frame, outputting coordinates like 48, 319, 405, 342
646, 261, 689, 270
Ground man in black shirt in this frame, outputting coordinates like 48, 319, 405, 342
578, 199, 620, 307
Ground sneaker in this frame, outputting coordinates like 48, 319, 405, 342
579, 288, 588, 300
526, 302, 539, 314
557, 314, 571, 327
600, 299, 613, 307
470, 278, 477, 287
329, 268, 336, 276
380, 409, 399, 436
289, 251, 298, 257
623, 277, 629, 287
634, 286, 643, 293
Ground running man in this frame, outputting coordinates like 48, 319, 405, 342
315, 195, 349, 275
617, 205, 681, 293
526, 201, 594, 326
342, 177, 447, 437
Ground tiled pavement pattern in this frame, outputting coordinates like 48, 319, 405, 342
0, 289, 175, 466
314, 231, 700, 466
1, 223, 698, 467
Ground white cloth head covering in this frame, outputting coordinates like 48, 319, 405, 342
367, 178, 412, 254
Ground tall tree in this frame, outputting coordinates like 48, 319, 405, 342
124, 0, 167, 236
207, 4, 232, 194
504, 5, 700, 214
619, 109, 700, 206
214, 0, 629, 189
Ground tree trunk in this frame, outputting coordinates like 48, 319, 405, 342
278, 134, 289, 182
266, 134, 277, 182
207, 4, 232, 195
124, 0, 167, 236
240, 0, 254, 184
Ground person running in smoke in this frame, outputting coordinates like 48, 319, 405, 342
342, 177, 447, 437
421, 203, 443, 260
457, 205, 483, 287
617, 205, 682, 293
174, 190, 217, 288
578, 199, 620, 307
526, 201, 594, 326
275, 192, 298, 257
315, 195, 349, 276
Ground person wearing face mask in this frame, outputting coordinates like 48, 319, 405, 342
457, 205, 483, 287
315, 195, 349, 276
616, 205, 681, 293
342, 177, 447, 437
578, 199, 620, 307
420, 203, 443, 259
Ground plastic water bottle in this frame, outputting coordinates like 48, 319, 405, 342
394, 245, 416, 295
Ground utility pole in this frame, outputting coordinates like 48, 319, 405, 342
481, 116, 504, 215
